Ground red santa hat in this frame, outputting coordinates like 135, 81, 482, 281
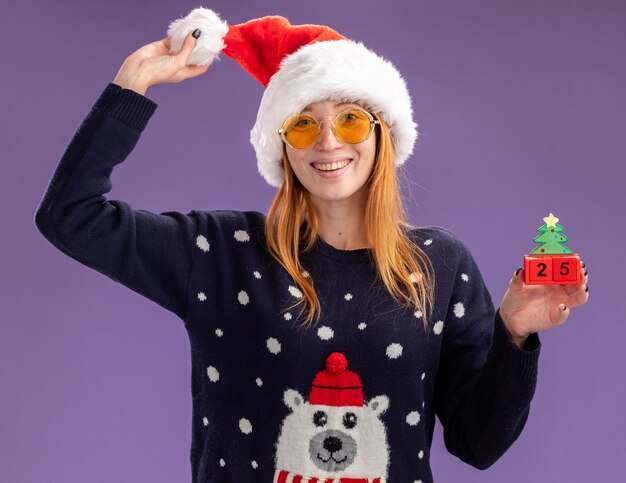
309, 352, 363, 407
166, 7, 418, 188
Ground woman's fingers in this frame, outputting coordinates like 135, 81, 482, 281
187, 63, 211, 76
174, 31, 199, 66
509, 267, 525, 291
555, 302, 570, 324
562, 270, 589, 308
170, 33, 211, 81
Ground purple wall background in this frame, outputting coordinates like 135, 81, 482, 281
2, 0, 624, 481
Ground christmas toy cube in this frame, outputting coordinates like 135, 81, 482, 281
551, 255, 581, 283
524, 254, 581, 285
523, 213, 581, 285
524, 255, 553, 284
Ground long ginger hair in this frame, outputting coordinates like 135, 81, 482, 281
264, 113, 435, 331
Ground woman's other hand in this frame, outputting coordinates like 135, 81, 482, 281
112, 30, 209, 96
499, 260, 589, 348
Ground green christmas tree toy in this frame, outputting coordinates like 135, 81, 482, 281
523, 213, 581, 285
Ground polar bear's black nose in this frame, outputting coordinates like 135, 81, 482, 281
323, 436, 343, 453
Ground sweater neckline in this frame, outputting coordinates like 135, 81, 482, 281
309, 237, 373, 264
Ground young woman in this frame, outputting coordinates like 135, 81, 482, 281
34, 8, 589, 483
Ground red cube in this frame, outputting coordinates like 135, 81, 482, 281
524, 255, 553, 284
552, 255, 581, 283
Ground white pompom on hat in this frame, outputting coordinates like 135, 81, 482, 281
167, 7, 418, 188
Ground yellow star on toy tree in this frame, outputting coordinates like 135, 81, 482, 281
543, 212, 559, 228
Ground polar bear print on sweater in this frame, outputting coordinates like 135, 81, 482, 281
273, 352, 390, 483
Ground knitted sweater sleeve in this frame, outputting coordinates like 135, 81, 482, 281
34, 83, 199, 321
432, 230, 541, 470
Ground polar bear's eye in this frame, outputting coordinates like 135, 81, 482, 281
343, 412, 358, 429
313, 410, 328, 427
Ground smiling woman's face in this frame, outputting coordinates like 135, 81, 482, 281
283, 100, 377, 209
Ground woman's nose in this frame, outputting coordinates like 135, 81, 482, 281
315, 121, 342, 150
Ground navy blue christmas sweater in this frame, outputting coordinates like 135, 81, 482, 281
34, 83, 541, 483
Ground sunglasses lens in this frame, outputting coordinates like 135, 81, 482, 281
283, 115, 318, 149
335, 109, 373, 144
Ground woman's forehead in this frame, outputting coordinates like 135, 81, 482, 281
300, 99, 367, 113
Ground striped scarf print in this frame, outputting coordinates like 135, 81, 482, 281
273, 470, 385, 483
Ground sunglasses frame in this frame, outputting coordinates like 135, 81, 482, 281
278, 108, 380, 150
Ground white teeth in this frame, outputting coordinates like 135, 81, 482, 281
312, 160, 350, 171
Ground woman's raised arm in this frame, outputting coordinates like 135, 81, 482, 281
34, 32, 210, 321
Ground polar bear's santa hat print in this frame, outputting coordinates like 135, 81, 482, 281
273, 352, 390, 483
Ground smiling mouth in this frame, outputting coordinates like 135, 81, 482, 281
311, 159, 351, 171
317, 453, 348, 464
